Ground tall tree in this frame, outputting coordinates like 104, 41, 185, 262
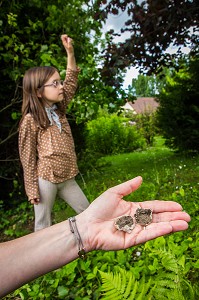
130, 75, 157, 97
156, 57, 199, 152
94, 0, 199, 81
129, 71, 171, 97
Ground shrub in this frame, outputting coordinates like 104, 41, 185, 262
85, 113, 146, 156
156, 58, 199, 152
134, 112, 158, 146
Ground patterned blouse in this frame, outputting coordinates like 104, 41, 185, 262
19, 68, 79, 201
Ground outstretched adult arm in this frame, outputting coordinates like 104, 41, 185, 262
0, 176, 190, 298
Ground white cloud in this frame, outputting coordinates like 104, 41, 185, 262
104, 10, 128, 32
102, 11, 139, 87
165, 46, 191, 55
123, 67, 140, 89
102, 9, 130, 42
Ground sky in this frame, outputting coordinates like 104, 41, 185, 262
102, 9, 139, 89
102, 7, 191, 90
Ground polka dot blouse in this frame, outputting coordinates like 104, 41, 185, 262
19, 69, 80, 201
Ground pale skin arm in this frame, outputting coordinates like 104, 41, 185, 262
0, 176, 191, 298
61, 34, 77, 70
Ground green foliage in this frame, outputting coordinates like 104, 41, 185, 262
99, 237, 196, 300
130, 74, 160, 97
84, 112, 146, 157
144, 237, 196, 300
0, 201, 33, 237
99, 268, 151, 299
156, 58, 199, 152
94, 0, 198, 76
1, 138, 199, 299
133, 112, 158, 146
0, 0, 127, 206
68, 54, 126, 125
128, 69, 172, 98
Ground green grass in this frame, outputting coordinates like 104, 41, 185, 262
80, 136, 199, 208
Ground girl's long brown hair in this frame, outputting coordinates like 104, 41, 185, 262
20, 66, 65, 129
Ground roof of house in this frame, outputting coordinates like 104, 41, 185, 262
122, 97, 159, 114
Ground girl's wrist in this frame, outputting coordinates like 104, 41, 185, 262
66, 50, 75, 57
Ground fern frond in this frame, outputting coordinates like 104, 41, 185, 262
161, 252, 179, 273
99, 270, 123, 300
172, 287, 185, 300
99, 268, 152, 300
156, 272, 177, 281
158, 279, 179, 289
143, 276, 152, 296
152, 287, 172, 300
153, 280, 185, 300
123, 272, 134, 299
128, 280, 138, 300
119, 268, 127, 295
182, 279, 195, 300
99, 270, 121, 292
101, 289, 122, 300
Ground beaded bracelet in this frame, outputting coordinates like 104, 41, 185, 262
68, 217, 86, 259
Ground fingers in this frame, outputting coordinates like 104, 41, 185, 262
140, 200, 183, 213
137, 198, 190, 223
169, 220, 189, 232
60, 34, 73, 46
29, 199, 40, 205
153, 211, 191, 223
61, 34, 68, 43
109, 176, 143, 197
135, 220, 189, 245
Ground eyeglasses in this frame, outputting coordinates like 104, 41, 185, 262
43, 80, 64, 88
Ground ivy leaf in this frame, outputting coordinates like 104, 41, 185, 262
57, 286, 68, 297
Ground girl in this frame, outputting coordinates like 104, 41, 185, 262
19, 34, 90, 231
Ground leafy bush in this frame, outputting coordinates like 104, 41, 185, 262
134, 112, 158, 146
85, 113, 146, 156
156, 58, 199, 152
99, 236, 196, 300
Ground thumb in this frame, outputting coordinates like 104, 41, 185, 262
109, 176, 143, 197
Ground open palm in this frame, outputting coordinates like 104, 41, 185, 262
80, 176, 190, 252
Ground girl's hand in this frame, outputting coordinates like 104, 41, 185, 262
29, 198, 40, 205
61, 34, 74, 55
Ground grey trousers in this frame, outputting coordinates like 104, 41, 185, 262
34, 177, 89, 231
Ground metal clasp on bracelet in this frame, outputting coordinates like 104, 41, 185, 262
68, 217, 86, 259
